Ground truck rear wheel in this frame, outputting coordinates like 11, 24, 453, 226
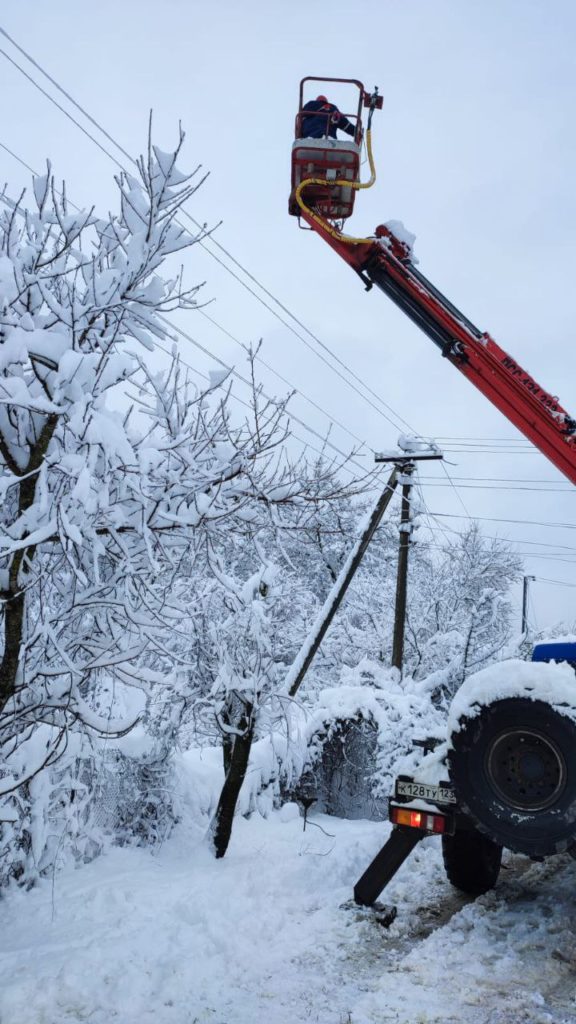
442, 829, 502, 895
448, 698, 576, 857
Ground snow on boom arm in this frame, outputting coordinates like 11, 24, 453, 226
290, 78, 576, 485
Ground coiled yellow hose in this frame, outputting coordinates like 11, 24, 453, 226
294, 126, 377, 245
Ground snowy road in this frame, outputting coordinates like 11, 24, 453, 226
1, 811, 575, 1024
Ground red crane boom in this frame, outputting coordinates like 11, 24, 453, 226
291, 78, 576, 485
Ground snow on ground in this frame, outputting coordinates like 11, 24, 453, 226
1, 765, 576, 1024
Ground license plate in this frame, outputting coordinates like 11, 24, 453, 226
395, 779, 457, 805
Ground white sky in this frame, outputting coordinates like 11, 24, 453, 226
1, 0, 575, 630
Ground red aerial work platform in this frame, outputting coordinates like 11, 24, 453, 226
290, 77, 381, 222
290, 77, 576, 486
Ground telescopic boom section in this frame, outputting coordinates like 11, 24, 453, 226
300, 210, 576, 485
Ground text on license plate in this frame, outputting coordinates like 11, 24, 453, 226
395, 780, 457, 805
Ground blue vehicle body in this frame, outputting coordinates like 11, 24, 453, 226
532, 642, 576, 666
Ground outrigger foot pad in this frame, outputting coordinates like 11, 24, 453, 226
340, 898, 397, 928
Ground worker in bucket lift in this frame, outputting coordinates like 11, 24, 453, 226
300, 95, 356, 140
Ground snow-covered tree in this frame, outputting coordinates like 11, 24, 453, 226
0, 133, 372, 876
176, 456, 371, 857
0, 129, 213, 785
405, 523, 522, 697
311, 513, 522, 700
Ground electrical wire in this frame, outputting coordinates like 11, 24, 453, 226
0, 84, 410, 465
435, 436, 534, 443
0, 46, 124, 171
536, 577, 576, 589
426, 511, 576, 532
436, 438, 534, 447
0, 139, 37, 176
0, 28, 416, 437
4, 26, 573, 543
440, 460, 473, 521
415, 494, 576, 559
421, 543, 576, 567
4, 26, 520, 540
124, 356, 366, 481
0, 177, 369, 475
196, 306, 370, 451
414, 483, 453, 548
416, 482, 573, 494
419, 474, 571, 485
152, 319, 370, 473
442, 448, 539, 455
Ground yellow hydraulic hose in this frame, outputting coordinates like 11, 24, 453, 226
294, 126, 377, 245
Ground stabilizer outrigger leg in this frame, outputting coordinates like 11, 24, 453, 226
354, 827, 424, 906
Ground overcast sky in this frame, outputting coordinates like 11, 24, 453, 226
1, 0, 575, 630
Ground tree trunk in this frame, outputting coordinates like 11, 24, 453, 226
210, 706, 254, 859
0, 589, 25, 710
0, 414, 58, 713
222, 733, 233, 775
220, 701, 234, 775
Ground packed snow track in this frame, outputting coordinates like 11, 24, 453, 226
1, 809, 575, 1024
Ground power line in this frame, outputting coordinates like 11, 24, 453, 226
414, 479, 453, 548
420, 542, 576, 566
0, 176, 368, 476
0, 153, 372, 466
535, 577, 576, 589
442, 448, 539, 455
416, 482, 573, 494
9, 26, 568, 533
153, 316, 370, 472
0, 28, 416, 438
3, 25, 503, 538
0, 139, 37, 176
440, 460, 473, 521
428, 511, 576, 532
0, 45, 124, 171
196, 307, 370, 451
435, 436, 534, 443
415, 497, 576, 554
437, 439, 533, 448
419, 474, 571, 486
490, 537, 576, 553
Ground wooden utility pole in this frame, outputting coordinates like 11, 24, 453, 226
522, 575, 536, 634
285, 468, 399, 699
391, 463, 415, 671
375, 443, 444, 676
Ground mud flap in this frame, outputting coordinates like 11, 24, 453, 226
354, 827, 424, 906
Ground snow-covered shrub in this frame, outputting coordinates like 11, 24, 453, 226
294, 716, 384, 819
224, 660, 447, 823
286, 666, 446, 818
88, 748, 177, 847
0, 734, 101, 887
0, 731, 177, 888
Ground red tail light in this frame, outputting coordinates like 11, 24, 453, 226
390, 805, 446, 834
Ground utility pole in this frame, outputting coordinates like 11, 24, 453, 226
285, 467, 399, 699
391, 462, 414, 672
375, 441, 444, 676
522, 575, 536, 634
